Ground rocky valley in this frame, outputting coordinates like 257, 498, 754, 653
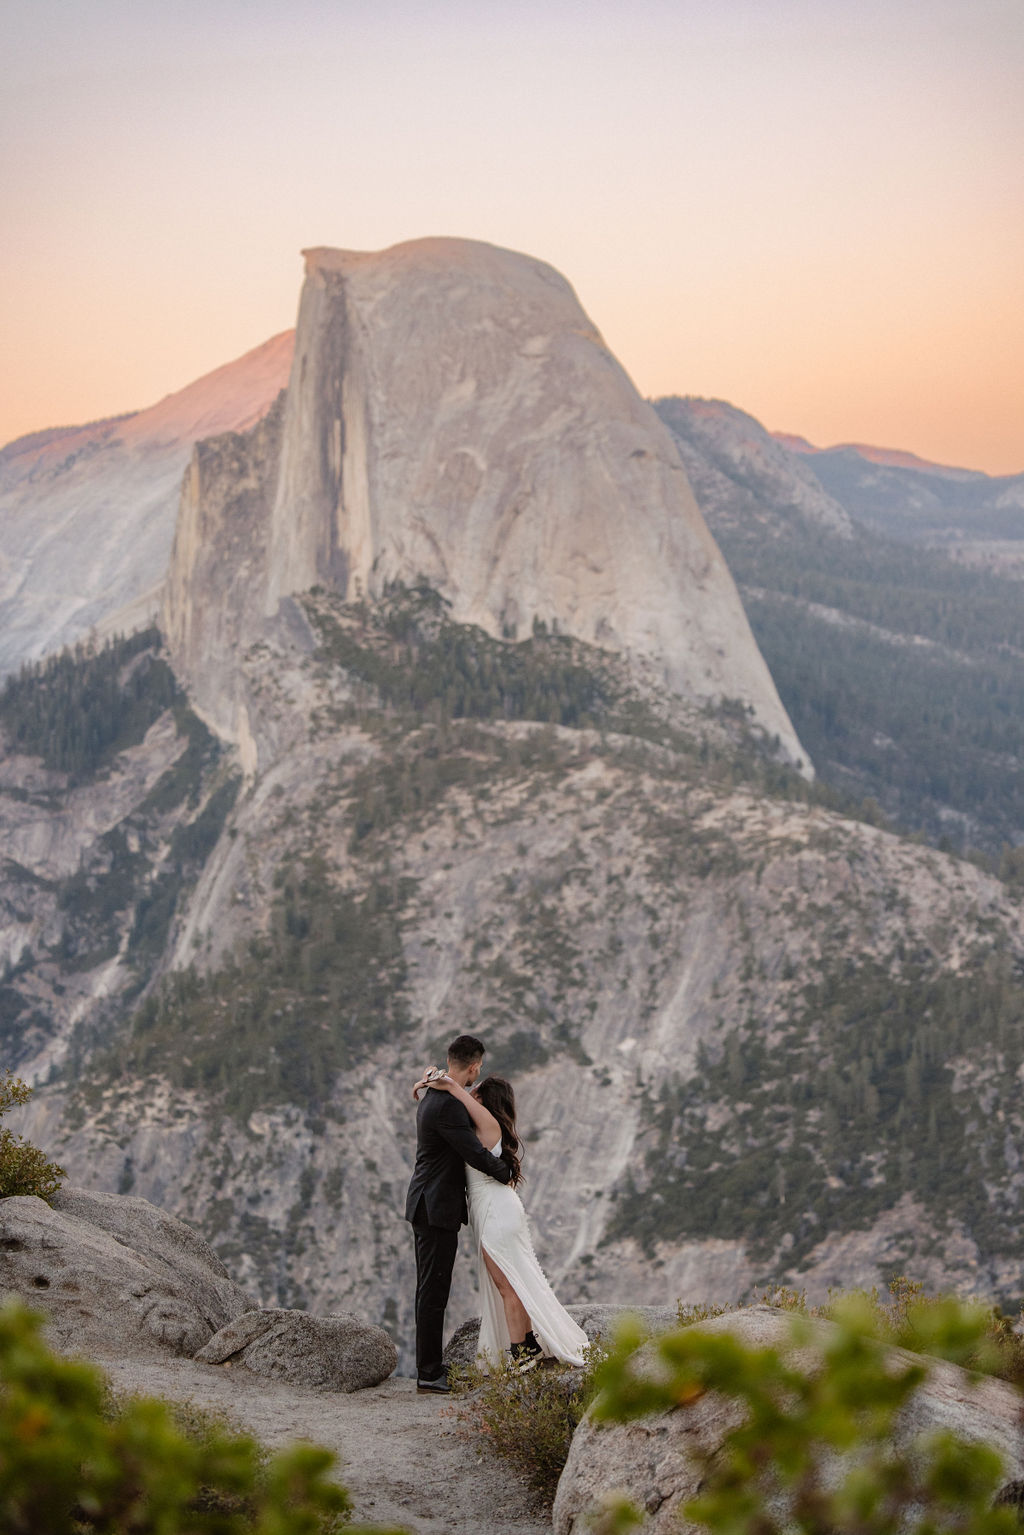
2, 237, 1023, 1375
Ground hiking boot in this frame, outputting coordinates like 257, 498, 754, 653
509, 1334, 544, 1373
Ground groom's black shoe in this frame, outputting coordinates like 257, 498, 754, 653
416, 1374, 451, 1394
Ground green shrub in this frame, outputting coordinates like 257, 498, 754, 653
685, 1280, 1024, 1387
0, 1299, 406, 1534
0, 1070, 64, 1201
590, 1294, 1020, 1535
451, 1345, 607, 1504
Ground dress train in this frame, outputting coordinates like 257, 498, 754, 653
466, 1139, 589, 1368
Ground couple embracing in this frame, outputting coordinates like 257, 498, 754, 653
404, 1033, 588, 1393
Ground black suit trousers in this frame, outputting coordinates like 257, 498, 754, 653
412, 1219, 459, 1381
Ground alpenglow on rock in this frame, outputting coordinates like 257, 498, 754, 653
0, 331, 293, 677
164, 238, 806, 770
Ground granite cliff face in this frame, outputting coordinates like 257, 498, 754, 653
0, 332, 293, 676
163, 239, 806, 770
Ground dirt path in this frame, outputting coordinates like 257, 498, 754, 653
97, 1353, 552, 1534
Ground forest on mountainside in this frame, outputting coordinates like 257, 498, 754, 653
611, 950, 1024, 1289
0, 629, 177, 782
692, 478, 1024, 858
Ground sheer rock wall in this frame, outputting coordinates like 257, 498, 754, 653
163, 239, 806, 771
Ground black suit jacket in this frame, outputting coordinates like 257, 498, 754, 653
405, 1090, 512, 1231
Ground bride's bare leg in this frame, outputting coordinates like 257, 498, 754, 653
482, 1246, 531, 1344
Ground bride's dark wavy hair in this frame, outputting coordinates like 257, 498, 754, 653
476, 1076, 523, 1187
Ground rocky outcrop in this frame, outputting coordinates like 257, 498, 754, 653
196, 1307, 397, 1391
0, 1188, 256, 1358
161, 393, 289, 766
552, 1306, 1024, 1534
163, 238, 806, 771
0, 1182, 394, 1389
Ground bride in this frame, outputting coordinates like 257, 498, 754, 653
413, 1070, 589, 1372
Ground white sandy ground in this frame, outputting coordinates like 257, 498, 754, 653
93, 1352, 552, 1535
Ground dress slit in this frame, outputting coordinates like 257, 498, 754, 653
480, 1241, 530, 1312
468, 1137, 589, 1369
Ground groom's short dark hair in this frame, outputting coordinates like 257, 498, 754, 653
447, 1034, 486, 1067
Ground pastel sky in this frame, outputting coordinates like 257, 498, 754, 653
3, 0, 1022, 473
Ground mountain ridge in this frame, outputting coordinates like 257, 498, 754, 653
772, 431, 987, 480
9, 607, 1024, 1366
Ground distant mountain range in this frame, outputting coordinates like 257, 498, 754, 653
772, 426, 1024, 560
774, 433, 980, 475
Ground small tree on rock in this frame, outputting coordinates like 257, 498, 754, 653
0, 1070, 65, 1201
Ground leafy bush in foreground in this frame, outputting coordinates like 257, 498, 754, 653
0, 1069, 65, 1201
590, 1295, 1021, 1535
742, 1277, 1024, 1388
0, 1300, 406, 1534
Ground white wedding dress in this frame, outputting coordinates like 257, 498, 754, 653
467, 1136, 590, 1368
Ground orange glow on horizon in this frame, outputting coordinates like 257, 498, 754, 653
2, 1, 1022, 479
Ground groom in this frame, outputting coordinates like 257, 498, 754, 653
405, 1032, 512, 1393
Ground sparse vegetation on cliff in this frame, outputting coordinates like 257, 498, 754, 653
308, 583, 612, 730
48, 746, 237, 982
306, 584, 936, 843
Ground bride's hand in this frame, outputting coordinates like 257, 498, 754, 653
412, 1070, 454, 1100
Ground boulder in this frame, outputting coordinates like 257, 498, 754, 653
0, 1188, 256, 1358
443, 1317, 485, 1374
552, 1306, 1024, 1535
443, 1303, 682, 1373
196, 1307, 397, 1392
567, 1303, 683, 1347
